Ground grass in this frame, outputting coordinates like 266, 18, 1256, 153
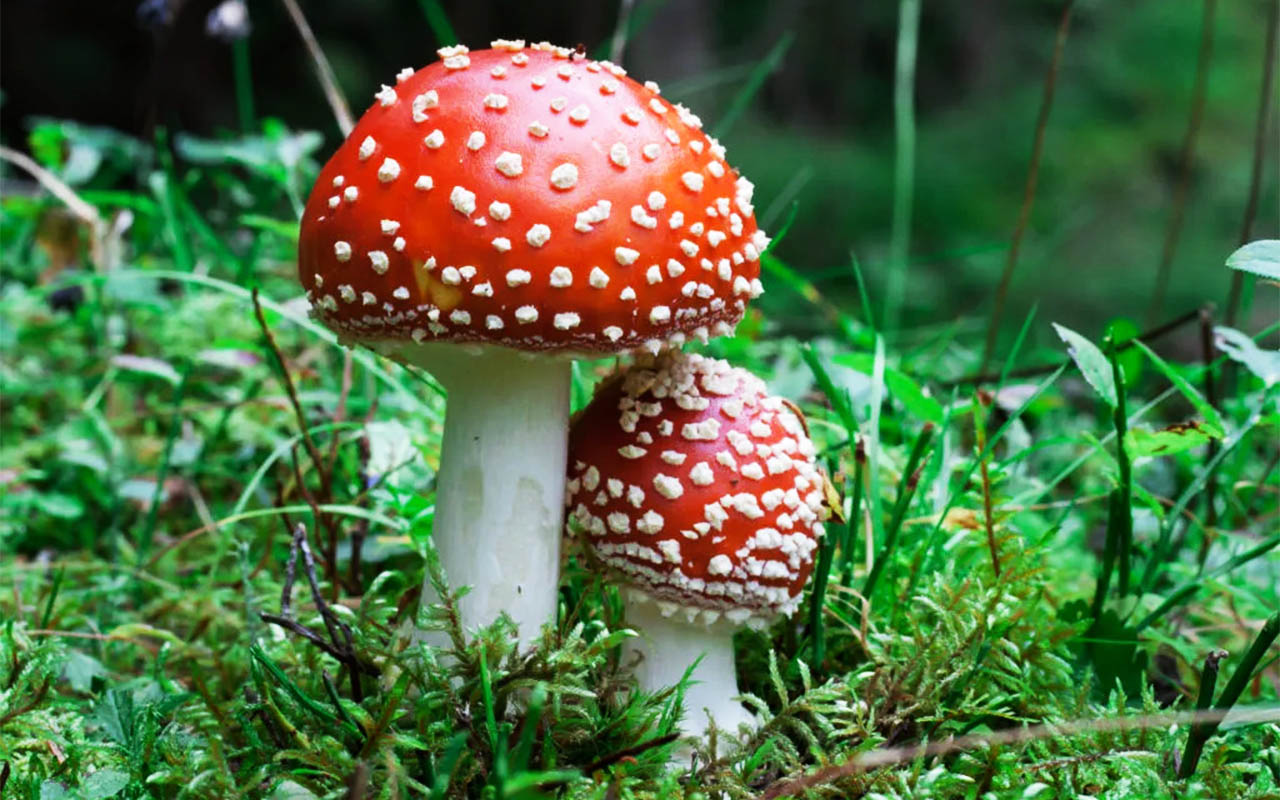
2, 10, 1279, 800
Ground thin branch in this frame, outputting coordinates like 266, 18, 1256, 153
980, 1, 1075, 374
0, 146, 101, 226
1226, 0, 1279, 325
278, 0, 354, 136
1147, 0, 1218, 325
252, 289, 330, 499
761, 706, 1280, 799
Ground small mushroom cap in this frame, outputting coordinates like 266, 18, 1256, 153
566, 351, 829, 627
298, 41, 767, 354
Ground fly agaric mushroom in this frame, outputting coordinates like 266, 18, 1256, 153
298, 41, 768, 644
565, 351, 829, 738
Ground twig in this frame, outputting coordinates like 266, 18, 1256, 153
980, 1, 1075, 374
281, 529, 302, 617
325, 352, 354, 485
973, 394, 1002, 578
0, 679, 50, 727
289, 444, 340, 590
1227, 0, 1279, 325
956, 306, 1200, 386
760, 706, 1280, 799
252, 289, 330, 499
1147, 0, 1218, 325
0, 145, 101, 227
580, 733, 681, 776
278, 0, 354, 136
260, 526, 377, 704
260, 612, 350, 661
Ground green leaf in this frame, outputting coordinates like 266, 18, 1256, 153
109, 354, 181, 386
1052, 323, 1116, 408
1104, 317, 1143, 384
94, 689, 136, 750
1226, 239, 1280, 281
1131, 340, 1225, 437
40, 781, 70, 800
1215, 326, 1279, 387
34, 492, 85, 520
1124, 423, 1217, 458
833, 352, 944, 423
82, 770, 130, 799
63, 650, 107, 693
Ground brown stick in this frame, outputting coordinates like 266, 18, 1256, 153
252, 289, 329, 498
278, 0, 354, 136
1226, 0, 1279, 326
980, 1, 1075, 375
1147, 0, 1218, 326
760, 706, 1280, 799
974, 392, 1001, 578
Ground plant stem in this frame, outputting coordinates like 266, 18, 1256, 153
808, 516, 838, 667
232, 38, 255, 133
973, 394, 1002, 578
1179, 612, 1280, 778
278, 0, 353, 135
883, 0, 921, 332
1178, 648, 1227, 778
1107, 341, 1133, 596
1226, 0, 1278, 326
1197, 307, 1220, 562
838, 438, 867, 582
1147, 0, 1217, 326
980, 1, 1074, 373
862, 424, 934, 608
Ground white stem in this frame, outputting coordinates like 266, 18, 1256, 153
384, 344, 570, 646
622, 596, 755, 740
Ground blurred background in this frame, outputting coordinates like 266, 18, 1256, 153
2, 0, 1276, 354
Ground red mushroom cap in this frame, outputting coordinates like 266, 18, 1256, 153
565, 351, 829, 627
298, 41, 767, 354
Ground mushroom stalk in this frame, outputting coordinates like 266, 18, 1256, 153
390, 343, 569, 645
622, 596, 754, 739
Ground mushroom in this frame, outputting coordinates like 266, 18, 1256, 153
297, 41, 768, 644
565, 351, 829, 738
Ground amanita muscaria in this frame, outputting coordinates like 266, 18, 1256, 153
297, 41, 767, 643
565, 351, 829, 738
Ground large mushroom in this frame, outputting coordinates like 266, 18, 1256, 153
297, 42, 767, 643
565, 351, 829, 738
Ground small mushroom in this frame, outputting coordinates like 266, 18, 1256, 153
297, 41, 769, 643
565, 351, 829, 738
